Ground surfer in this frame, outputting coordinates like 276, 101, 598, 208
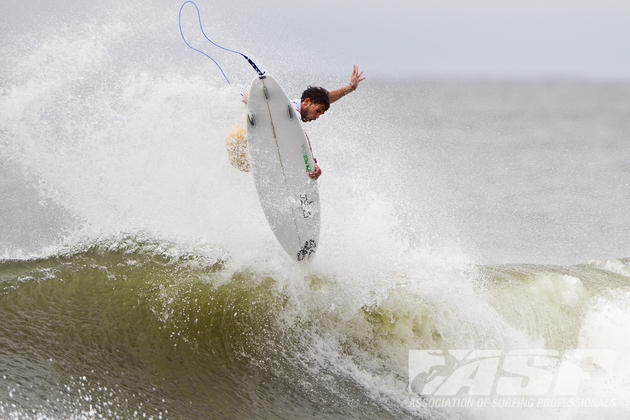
294, 65, 366, 124
226, 65, 365, 179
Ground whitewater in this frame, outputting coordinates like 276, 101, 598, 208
1, 1, 630, 419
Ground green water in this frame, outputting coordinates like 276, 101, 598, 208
0, 240, 416, 419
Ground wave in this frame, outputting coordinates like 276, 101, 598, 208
1, 236, 629, 419
3, 1, 630, 418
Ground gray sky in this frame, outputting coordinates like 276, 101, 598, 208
2, 0, 630, 80
222, 0, 630, 80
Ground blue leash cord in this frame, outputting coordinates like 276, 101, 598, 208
178, 1, 265, 84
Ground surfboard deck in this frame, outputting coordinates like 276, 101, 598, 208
246, 75, 320, 261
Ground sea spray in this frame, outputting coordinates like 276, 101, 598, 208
2, 0, 630, 418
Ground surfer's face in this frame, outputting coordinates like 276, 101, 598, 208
300, 98, 327, 122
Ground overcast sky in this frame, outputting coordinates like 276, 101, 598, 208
2, 0, 630, 80
209, 0, 630, 80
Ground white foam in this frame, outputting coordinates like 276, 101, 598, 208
587, 259, 630, 278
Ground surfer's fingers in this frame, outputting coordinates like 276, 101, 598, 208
308, 164, 322, 180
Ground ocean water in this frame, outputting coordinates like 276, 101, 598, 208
2, 1, 630, 419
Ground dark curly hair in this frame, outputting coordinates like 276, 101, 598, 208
301, 86, 330, 111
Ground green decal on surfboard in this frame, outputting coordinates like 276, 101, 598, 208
301, 144, 311, 172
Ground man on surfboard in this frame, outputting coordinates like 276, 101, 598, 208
226, 65, 365, 179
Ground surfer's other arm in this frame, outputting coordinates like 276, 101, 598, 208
328, 65, 365, 104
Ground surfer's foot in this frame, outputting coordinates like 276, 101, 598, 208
225, 126, 250, 172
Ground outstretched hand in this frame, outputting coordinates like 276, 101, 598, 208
329, 65, 366, 104
349, 65, 365, 91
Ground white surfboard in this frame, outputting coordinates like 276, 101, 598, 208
246, 75, 320, 261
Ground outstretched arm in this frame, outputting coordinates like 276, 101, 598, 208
329, 65, 365, 104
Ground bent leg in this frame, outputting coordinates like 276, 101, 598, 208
225, 125, 250, 172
